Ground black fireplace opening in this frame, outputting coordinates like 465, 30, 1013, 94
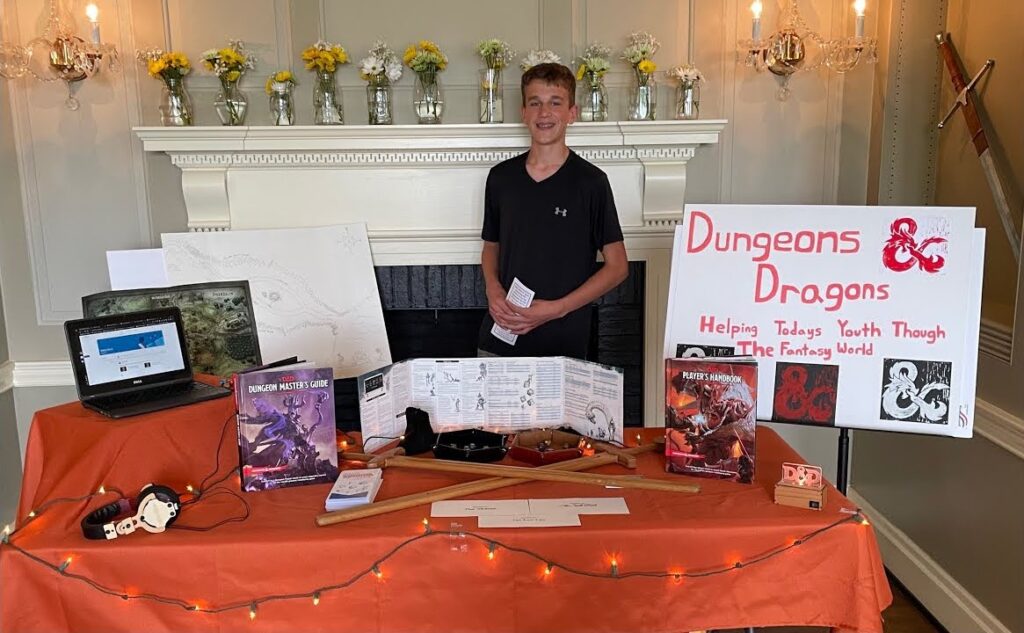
336, 263, 645, 430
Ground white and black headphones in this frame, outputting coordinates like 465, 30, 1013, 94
81, 484, 180, 540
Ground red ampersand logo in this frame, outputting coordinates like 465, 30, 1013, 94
774, 366, 835, 423
882, 218, 947, 273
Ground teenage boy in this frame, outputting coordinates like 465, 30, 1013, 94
477, 63, 628, 360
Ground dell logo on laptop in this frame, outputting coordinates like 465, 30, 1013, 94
133, 379, 142, 385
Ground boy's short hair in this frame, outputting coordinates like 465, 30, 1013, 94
521, 63, 576, 106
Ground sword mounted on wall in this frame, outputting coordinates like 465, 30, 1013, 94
935, 32, 1019, 263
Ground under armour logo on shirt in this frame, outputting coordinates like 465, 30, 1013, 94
554, 207, 568, 217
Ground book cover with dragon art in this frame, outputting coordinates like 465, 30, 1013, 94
236, 367, 338, 492
665, 358, 757, 483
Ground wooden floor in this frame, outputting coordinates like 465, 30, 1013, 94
714, 574, 946, 633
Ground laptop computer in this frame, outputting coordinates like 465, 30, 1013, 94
64, 307, 232, 418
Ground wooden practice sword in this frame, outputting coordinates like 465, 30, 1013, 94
935, 32, 1019, 263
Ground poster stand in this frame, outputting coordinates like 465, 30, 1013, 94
836, 428, 850, 495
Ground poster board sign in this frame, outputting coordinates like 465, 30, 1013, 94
663, 205, 983, 438
358, 357, 624, 452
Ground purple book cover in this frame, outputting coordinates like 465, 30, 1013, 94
235, 367, 338, 492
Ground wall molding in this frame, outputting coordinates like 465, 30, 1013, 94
979, 318, 1013, 364
848, 487, 1012, 633
975, 398, 1024, 461
9, 361, 74, 388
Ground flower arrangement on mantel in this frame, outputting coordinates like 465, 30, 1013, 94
302, 40, 349, 125
520, 49, 561, 71
478, 38, 515, 70
621, 31, 660, 85
621, 31, 660, 120
201, 40, 257, 126
137, 48, 194, 126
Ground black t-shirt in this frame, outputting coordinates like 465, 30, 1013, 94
477, 150, 624, 359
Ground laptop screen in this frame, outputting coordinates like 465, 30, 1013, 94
65, 308, 193, 398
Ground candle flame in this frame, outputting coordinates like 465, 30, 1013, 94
853, 0, 866, 16
751, 1, 763, 19
85, 3, 99, 21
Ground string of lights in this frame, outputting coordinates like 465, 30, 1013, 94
1, 500, 869, 619
0, 411, 871, 620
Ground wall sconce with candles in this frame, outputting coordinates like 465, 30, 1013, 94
0, 0, 118, 109
738, 0, 877, 100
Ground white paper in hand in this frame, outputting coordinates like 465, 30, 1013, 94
491, 277, 535, 346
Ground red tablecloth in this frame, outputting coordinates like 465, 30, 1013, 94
1, 394, 891, 632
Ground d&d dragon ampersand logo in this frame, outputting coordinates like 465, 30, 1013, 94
882, 217, 947, 273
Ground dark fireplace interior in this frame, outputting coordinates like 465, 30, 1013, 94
336, 262, 645, 430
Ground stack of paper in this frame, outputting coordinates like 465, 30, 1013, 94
430, 497, 629, 528
325, 469, 383, 511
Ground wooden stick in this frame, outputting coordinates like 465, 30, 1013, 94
590, 441, 638, 468
339, 452, 375, 462
316, 442, 663, 527
382, 455, 700, 494
318, 453, 617, 526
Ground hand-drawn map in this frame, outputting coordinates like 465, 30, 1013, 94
162, 224, 391, 378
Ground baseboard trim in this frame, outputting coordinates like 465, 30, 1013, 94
849, 487, 1012, 633
974, 399, 1024, 461
0, 361, 13, 394
11, 361, 75, 388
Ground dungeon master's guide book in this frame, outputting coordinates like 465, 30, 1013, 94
235, 367, 339, 492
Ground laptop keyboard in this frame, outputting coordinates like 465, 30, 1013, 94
90, 381, 230, 418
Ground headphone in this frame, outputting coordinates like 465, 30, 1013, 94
81, 484, 180, 540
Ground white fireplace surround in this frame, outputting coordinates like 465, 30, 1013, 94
135, 120, 727, 426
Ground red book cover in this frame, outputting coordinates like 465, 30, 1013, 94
665, 358, 757, 483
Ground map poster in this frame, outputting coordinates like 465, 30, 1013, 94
663, 205, 983, 438
162, 223, 391, 379
82, 281, 261, 377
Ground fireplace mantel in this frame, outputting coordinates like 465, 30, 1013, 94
135, 120, 725, 233
134, 120, 727, 427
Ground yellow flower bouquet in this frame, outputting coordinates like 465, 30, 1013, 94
404, 40, 447, 124
302, 40, 349, 124
621, 31, 660, 120
265, 70, 296, 126
201, 40, 255, 82
403, 40, 448, 75
302, 40, 349, 73
201, 40, 257, 125
265, 70, 296, 95
136, 48, 193, 126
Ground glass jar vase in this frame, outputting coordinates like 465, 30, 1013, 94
158, 76, 193, 126
628, 71, 656, 121
313, 69, 344, 125
577, 75, 608, 122
479, 68, 503, 124
214, 76, 248, 126
366, 79, 393, 125
674, 80, 700, 120
414, 70, 444, 124
268, 82, 294, 126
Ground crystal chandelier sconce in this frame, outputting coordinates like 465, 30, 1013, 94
0, 0, 119, 110
738, 0, 877, 100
